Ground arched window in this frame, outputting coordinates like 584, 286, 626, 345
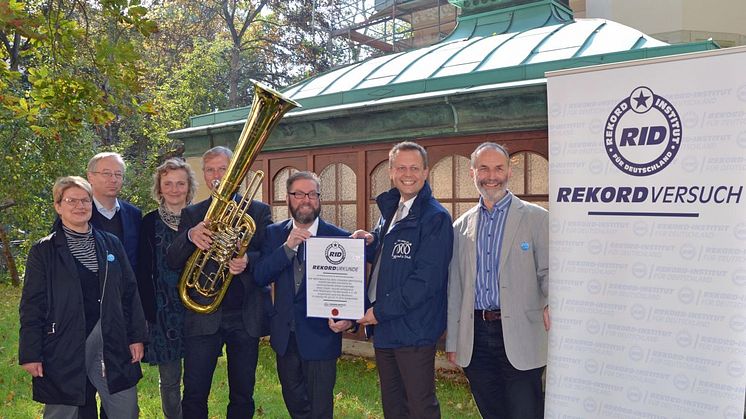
319, 163, 357, 232
429, 155, 480, 220
243, 170, 262, 203
508, 151, 549, 209
272, 166, 298, 222
368, 161, 390, 228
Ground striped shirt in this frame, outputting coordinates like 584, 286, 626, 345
62, 224, 98, 272
474, 192, 512, 310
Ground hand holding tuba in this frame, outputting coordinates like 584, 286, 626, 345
178, 80, 300, 314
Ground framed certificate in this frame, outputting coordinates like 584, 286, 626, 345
305, 237, 365, 319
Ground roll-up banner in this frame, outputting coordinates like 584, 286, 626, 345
546, 46, 746, 418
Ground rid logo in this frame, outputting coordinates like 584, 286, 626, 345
604, 86, 683, 176
324, 242, 346, 265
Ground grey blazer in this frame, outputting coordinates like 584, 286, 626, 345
446, 196, 549, 370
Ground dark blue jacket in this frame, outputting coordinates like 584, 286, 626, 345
366, 181, 453, 349
90, 199, 142, 272
254, 218, 351, 361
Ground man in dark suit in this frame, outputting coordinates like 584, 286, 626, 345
84, 151, 143, 419
86, 152, 142, 271
166, 146, 272, 419
254, 171, 353, 419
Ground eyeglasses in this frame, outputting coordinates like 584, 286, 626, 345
288, 191, 320, 200
61, 197, 93, 207
91, 171, 124, 180
204, 167, 228, 176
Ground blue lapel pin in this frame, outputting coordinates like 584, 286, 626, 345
520, 242, 530, 251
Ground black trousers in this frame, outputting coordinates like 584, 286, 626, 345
182, 310, 259, 419
276, 333, 337, 419
375, 344, 440, 419
463, 316, 544, 419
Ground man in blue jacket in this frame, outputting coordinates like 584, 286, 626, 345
356, 141, 453, 419
84, 151, 143, 419
86, 152, 142, 271
254, 171, 353, 419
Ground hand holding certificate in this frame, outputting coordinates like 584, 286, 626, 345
305, 237, 365, 319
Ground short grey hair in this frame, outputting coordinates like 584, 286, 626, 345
470, 142, 510, 168
286, 171, 321, 192
87, 152, 126, 173
388, 141, 428, 169
202, 146, 233, 168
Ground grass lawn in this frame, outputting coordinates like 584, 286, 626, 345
0, 282, 479, 418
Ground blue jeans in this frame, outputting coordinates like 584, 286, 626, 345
463, 317, 544, 419
181, 310, 259, 419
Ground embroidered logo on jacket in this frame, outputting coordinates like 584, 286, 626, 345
391, 239, 412, 260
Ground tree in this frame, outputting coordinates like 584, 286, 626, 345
0, 0, 156, 282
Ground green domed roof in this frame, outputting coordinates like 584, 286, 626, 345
172, 0, 717, 154
279, 0, 699, 111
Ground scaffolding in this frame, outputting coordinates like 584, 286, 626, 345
323, 0, 458, 54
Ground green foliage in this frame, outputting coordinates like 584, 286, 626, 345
0, 0, 378, 278
0, 0, 159, 275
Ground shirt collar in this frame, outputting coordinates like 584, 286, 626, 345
93, 196, 120, 216
479, 191, 512, 212
400, 196, 416, 212
293, 217, 319, 236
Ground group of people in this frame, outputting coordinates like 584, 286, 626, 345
18, 140, 549, 419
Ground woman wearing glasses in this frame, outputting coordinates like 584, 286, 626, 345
136, 158, 197, 419
19, 176, 147, 418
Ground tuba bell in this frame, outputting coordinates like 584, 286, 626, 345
178, 80, 300, 314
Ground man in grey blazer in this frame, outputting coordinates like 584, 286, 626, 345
446, 142, 550, 419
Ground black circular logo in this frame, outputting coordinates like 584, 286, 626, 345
604, 86, 682, 176
324, 242, 346, 265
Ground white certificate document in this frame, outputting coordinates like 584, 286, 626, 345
305, 237, 365, 319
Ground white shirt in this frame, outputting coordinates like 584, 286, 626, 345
93, 197, 120, 220
386, 196, 415, 234
291, 217, 320, 251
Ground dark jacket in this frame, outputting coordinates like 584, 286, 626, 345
136, 210, 169, 322
18, 224, 147, 405
90, 199, 142, 272
166, 197, 272, 338
366, 181, 453, 349
254, 218, 350, 361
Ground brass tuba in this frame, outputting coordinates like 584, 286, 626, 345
178, 80, 300, 314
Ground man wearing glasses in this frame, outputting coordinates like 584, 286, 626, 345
82, 151, 143, 419
254, 171, 353, 419
86, 151, 142, 271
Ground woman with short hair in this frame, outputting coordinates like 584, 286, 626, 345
19, 176, 147, 418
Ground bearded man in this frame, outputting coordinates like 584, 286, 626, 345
446, 142, 551, 419
253, 171, 353, 419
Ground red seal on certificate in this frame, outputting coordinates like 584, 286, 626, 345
331, 308, 339, 316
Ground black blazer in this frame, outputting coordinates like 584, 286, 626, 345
166, 197, 272, 338
90, 199, 142, 271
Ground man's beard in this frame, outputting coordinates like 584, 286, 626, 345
477, 180, 507, 204
289, 202, 320, 224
